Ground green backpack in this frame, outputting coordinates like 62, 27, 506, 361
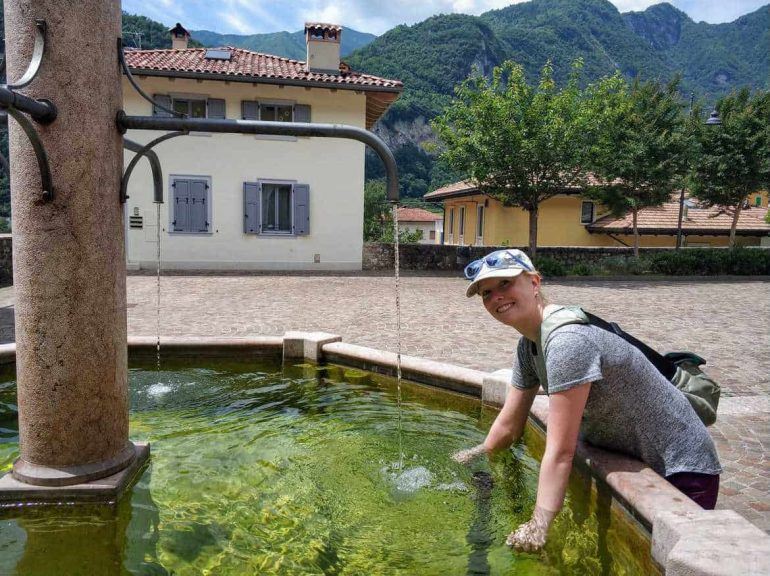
536, 306, 720, 427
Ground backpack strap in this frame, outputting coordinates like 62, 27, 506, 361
583, 311, 677, 380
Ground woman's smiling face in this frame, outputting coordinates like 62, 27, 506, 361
478, 273, 541, 328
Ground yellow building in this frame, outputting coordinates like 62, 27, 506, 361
123, 23, 401, 270
424, 181, 770, 248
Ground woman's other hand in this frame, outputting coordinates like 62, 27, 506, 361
452, 443, 487, 464
505, 506, 557, 552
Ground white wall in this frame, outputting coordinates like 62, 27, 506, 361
123, 76, 367, 270
399, 220, 443, 244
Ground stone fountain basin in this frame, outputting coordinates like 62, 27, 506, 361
0, 335, 767, 575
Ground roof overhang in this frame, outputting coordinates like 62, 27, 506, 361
587, 226, 770, 237
125, 67, 403, 128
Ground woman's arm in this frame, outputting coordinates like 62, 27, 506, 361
507, 382, 591, 551
484, 384, 539, 452
454, 384, 538, 463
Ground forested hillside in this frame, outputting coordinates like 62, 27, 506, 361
0, 0, 767, 213
346, 0, 769, 197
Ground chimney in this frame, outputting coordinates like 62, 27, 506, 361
305, 23, 342, 74
169, 23, 190, 50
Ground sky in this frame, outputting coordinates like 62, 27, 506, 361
121, 0, 769, 36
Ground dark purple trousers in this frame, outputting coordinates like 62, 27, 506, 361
665, 472, 720, 509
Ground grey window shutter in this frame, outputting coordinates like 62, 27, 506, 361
241, 100, 258, 120
244, 182, 260, 234
207, 98, 226, 119
294, 104, 311, 123
190, 180, 209, 232
153, 94, 173, 117
293, 184, 310, 235
172, 179, 190, 232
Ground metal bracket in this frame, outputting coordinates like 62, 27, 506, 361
118, 38, 186, 118
4, 106, 53, 201
7, 20, 47, 90
120, 126, 188, 204
0, 19, 57, 202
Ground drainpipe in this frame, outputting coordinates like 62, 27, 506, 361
6, 0, 138, 486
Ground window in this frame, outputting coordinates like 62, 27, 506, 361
171, 176, 210, 233
459, 206, 466, 235
244, 181, 310, 236
580, 201, 595, 224
476, 205, 484, 237
448, 208, 454, 233
152, 95, 226, 119
429, 230, 436, 240
260, 103, 293, 122
262, 183, 292, 233
173, 98, 206, 118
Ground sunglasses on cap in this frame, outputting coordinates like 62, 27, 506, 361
464, 249, 533, 280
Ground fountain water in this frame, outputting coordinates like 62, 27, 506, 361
392, 204, 404, 470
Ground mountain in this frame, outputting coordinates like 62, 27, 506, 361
345, 0, 769, 196
122, 12, 204, 49
623, 2, 770, 96
189, 27, 377, 60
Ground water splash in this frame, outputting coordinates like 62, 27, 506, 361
391, 204, 403, 470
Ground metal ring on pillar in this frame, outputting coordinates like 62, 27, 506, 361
5, 106, 53, 201
6, 19, 47, 90
121, 130, 188, 204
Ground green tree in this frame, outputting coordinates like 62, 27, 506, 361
432, 59, 596, 257
587, 77, 689, 256
363, 180, 424, 243
690, 88, 770, 248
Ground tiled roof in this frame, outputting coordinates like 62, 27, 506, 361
124, 47, 402, 90
588, 197, 770, 235
305, 22, 342, 32
424, 180, 478, 199
397, 207, 442, 222
423, 176, 602, 200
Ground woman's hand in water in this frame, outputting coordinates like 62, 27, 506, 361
505, 506, 557, 552
452, 443, 487, 464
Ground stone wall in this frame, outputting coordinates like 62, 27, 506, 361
361, 242, 763, 272
0, 235, 11, 287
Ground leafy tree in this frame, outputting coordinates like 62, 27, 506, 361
587, 77, 689, 256
363, 180, 424, 243
690, 89, 770, 248
432, 59, 596, 257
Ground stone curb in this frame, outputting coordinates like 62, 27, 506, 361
321, 341, 485, 397
653, 509, 770, 575
283, 331, 342, 362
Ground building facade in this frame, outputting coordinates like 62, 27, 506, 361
426, 181, 770, 248
396, 207, 443, 244
123, 23, 401, 270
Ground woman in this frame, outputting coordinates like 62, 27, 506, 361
454, 249, 721, 553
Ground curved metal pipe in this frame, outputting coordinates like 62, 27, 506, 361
118, 38, 186, 118
121, 131, 188, 204
117, 114, 400, 201
7, 19, 47, 90
5, 106, 53, 201
123, 137, 166, 204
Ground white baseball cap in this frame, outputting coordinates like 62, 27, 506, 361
465, 249, 535, 298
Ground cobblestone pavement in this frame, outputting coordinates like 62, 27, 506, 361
0, 275, 768, 530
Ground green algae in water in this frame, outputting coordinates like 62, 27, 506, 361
0, 359, 659, 575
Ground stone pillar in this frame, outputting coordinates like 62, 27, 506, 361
6, 0, 134, 485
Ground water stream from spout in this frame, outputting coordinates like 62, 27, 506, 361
391, 204, 403, 470
155, 203, 162, 377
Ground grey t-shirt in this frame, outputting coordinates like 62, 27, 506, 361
512, 323, 722, 477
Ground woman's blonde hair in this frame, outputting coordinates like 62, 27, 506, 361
524, 270, 548, 305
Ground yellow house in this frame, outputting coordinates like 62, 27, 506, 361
123, 23, 401, 270
425, 181, 770, 248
